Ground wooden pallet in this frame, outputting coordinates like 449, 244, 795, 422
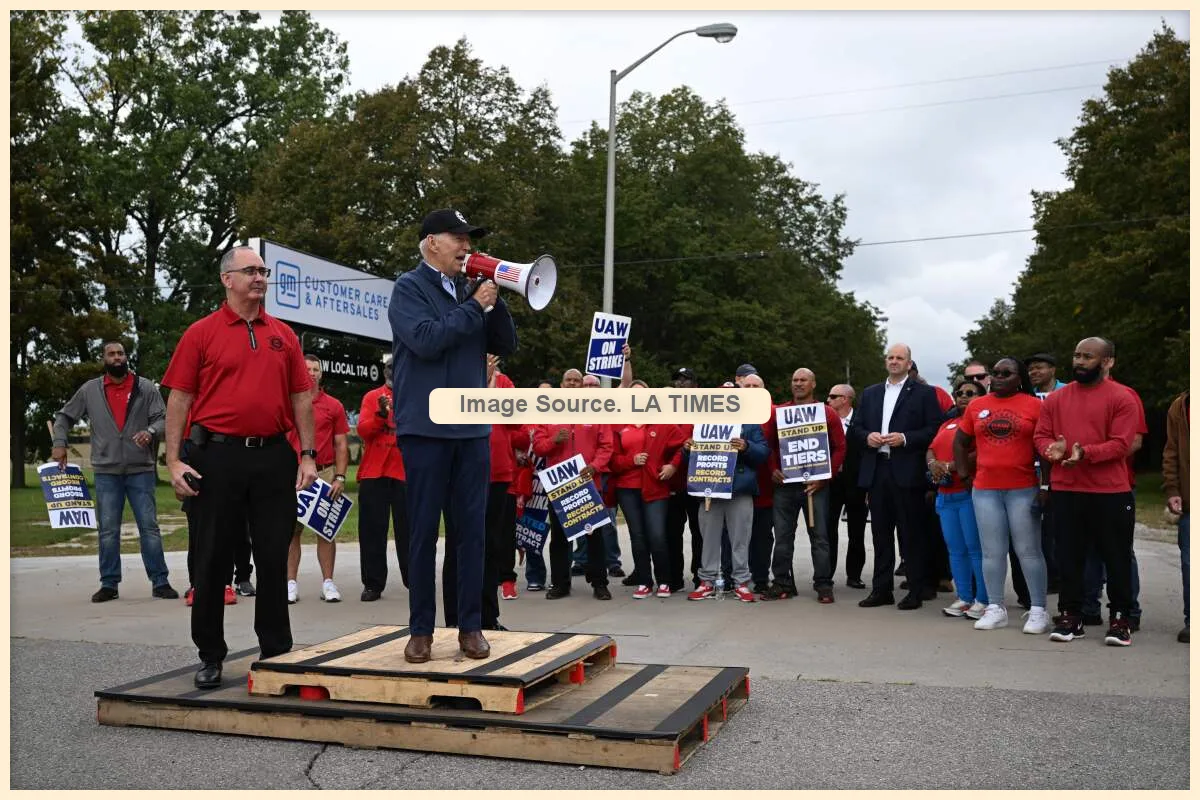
96, 648, 749, 774
247, 626, 616, 714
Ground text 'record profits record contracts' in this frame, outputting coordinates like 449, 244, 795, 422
428, 388, 772, 425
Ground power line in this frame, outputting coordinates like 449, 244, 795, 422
10, 215, 1184, 296
742, 84, 1102, 127
558, 56, 1126, 125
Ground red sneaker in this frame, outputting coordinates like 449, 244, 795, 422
655, 584, 672, 598
688, 582, 715, 601
184, 587, 194, 607
632, 585, 653, 599
224, 585, 238, 605
732, 584, 756, 603
501, 580, 518, 600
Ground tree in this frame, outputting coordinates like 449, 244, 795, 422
960, 25, 1188, 410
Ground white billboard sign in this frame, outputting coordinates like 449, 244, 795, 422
250, 238, 394, 343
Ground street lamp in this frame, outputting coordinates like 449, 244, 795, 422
601, 23, 737, 383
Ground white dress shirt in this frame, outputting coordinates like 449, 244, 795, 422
880, 376, 908, 454
425, 261, 457, 300
840, 409, 853, 434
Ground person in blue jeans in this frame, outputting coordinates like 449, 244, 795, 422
51, 340, 177, 602
928, 378, 987, 618
1163, 389, 1189, 643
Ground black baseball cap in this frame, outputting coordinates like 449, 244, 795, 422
673, 367, 697, 382
1024, 352, 1056, 367
735, 363, 757, 378
419, 208, 489, 240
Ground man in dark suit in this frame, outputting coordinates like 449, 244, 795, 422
389, 208, 518, 663
849, 343, 943, 609
826, 383, 868, 589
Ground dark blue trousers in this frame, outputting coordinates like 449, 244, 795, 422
399, 435, 490, 635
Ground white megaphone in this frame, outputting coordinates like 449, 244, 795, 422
462, 252, 557, 312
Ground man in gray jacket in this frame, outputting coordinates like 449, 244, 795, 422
51, 340, 177, 602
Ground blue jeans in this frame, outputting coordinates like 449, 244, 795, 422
617, 490, 669, 587
935, 490, 985, 604
1181, 512, 1190, 625
525, 543, 547, 587
94, 471, 170, 589
972, 487, 1046, 608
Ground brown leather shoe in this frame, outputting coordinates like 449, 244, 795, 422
458, 630, 490, 659
404, 634, 433, 663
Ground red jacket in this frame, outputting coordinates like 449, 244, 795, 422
934, 385, 954, 414
667, 424, 693, 494
764, 400, 846, 479
508, 425, 536, 498
609, 424, 688, 503
532, 423, 613, 490
357, 385, 405, 481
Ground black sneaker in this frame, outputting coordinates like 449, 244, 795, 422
1105, 616, 1133, 647
360, 588, 382, 602
152, 583, 179, 600
1050, 613, 1085, 642
608, 566, 625, 578
593, 586, 612, 600
235, 580, 256, 597
545, 585, 571, 599
91, 587, 119, 603
1082, 612, 1104, 626
759, 583, 796, 601
752, 581, 770, 594
620, 575, 640, 587
1129, 617, 1141, 633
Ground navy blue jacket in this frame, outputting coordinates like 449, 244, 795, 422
389, 262, 518, 439
848, 378, 942, 490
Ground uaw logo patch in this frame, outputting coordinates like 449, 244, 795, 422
269, 336, 284, 352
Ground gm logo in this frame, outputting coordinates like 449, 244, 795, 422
276, 261, 300, 308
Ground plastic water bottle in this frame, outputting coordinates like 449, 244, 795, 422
714, 577, 726, 601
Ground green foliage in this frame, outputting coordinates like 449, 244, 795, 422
960, 26, 1189, 407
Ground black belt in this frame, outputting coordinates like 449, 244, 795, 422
208, 432, 287, 448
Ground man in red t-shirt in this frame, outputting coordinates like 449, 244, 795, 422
162, 245, 316, 689
286, 355, 350, 604
357, 358, 409, 601
1034, 337, 1139, 646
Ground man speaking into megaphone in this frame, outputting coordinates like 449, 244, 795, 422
388, 208, 518, 665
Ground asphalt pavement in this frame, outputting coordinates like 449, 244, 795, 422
9, 525, 1191, 788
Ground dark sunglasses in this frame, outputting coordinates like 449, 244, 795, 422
954, 390, 979, 398
964, 372, 987, 381
225, 266, 271, 278
826, 394, 846, 400
990, 369, 1016, 378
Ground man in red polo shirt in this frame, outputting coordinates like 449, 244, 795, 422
163, 245, 317, 690
356, 358, 409, 601
286, 354, 350, 604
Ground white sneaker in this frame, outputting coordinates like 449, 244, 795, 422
973, 604, 1008, 630
287, 580, 298, 604
321, 579, 342, 603
942, 599, 971, 617
965, 601, 987, 620
1022, 606, 1051, 634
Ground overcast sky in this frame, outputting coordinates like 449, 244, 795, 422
269, 10, 1187, 389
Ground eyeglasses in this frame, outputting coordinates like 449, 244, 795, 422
225, 266, 271, 278
990, 369, 1015, 378
826, 394, 846, 401
964, 373, 987, 381
954, 390, 979, 398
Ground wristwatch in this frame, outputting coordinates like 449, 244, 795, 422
333, 474, 346, 483
300, 449, 318, 459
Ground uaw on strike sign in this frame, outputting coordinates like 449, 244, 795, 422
38, 463, 98, 529
776, 403, 833, 482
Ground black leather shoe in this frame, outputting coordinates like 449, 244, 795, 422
91, 587, 119, 603
846, 578, 866, 589
593, 586, 612, 600
897, 593, 923, 610
545, 585, 570, 599
361, 588, 382, 602
194, 661, 222, 689
608, 566, 626, 578
152, 583, 179, 599
858, 592, 895, 608
621, 575, 640, 587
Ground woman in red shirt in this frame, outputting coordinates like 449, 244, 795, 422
927, 378, 986, 619
954, 357, 1048, 635
609, 423, 688, 598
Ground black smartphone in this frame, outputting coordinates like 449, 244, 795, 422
183, 472, 202, 493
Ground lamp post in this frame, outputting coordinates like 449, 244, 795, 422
601, 22, 737, 385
